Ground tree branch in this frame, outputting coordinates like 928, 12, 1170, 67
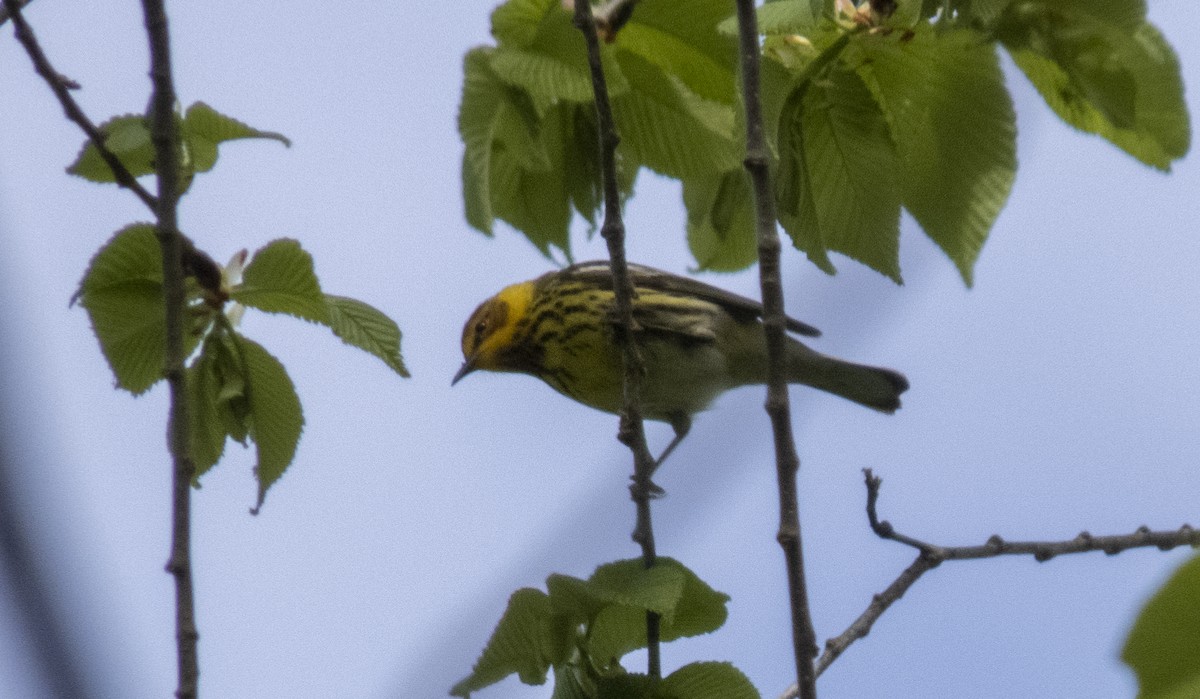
801, 469, 1200, 686
3, 0, 223, 295
572, 0, 662, 679
138, 1, 199, 697
734, 2, 818, 697
3, 0, 157, 210
0, 0, 32, 27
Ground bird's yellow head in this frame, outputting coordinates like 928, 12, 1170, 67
452, 281, 536, 385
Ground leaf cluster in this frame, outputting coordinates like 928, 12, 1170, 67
72, 104, 407, 508
67, 101, 290, 193
452, 558, 757, 699
459, 0, 1188, 284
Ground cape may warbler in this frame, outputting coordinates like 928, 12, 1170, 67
453, 261, 908, 460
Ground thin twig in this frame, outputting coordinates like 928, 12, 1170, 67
139, 0, 199, 696
3, 0, 223, 293
572, 0, 662, 679
0, 0, 31, 27
3, 0, 157, 210
734, 2, 818, 697
798, 469, 1200, 688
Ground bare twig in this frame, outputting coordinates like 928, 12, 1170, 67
572, 0, 662, 679
799, 469, 1200, 687
734, 2, 818, 697
4, 0, 223, 295
0, 0, 31, 27
3, 0, 157, 210
139, 0, 199, 696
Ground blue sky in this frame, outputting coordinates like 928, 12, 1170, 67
1, 2, 1198, 698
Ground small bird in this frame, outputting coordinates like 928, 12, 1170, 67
453, 261, 908, 465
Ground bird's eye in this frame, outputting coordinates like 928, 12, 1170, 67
474, 319, 488, 342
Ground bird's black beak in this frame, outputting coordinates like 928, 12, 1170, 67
451, 358, 476, 386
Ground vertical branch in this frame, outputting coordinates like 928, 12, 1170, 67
571, 0, 662, 679
734, 1, 819, 697
139, 1, 198, 697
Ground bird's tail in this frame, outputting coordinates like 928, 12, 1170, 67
788, 344, 909, 413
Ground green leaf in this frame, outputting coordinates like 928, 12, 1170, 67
585, 559, 729, 663
660, 562, 731, 641
488, 0, 627, 114
232, 239, 330, 324
596, 674, 657, 699
779, 67, 903, 281
550, 665, 593, 699
588, 559, 686, 617
853, 26, 1016, 285
451, 588, 574, 697
615, 0, 737, 105
659, 662, 760, 699
77, 224, 166, 394
491, 0, 557, 48
998, 5, 1189, 170
459, 48, 575, 257
182, 102, 290, 174
684, 169, 758, 272
489, 45, 599, 107
720, 0, 821, 37
611, 50, 739, 180
1122, 553, 1200, 699
324, 295, 409, 376
235, 335, 303, 512
187, 339, 228, 479
67, 115, 156, 183
488, 117, 573, 257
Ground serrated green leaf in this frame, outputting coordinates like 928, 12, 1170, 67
585, 558, 729, 663
488, 0, 628, 114
487, 105, 574, 257
212, 334, 250, 445
660, 662, 760, 699
720, 0, 821, 37
612, 51, 739, 180
551, 664, 593, 699
546, 573, 605, 622
588, 559, 686, 617
77, 224, 166, 394
234, 335, 303, 512
684, 169, 757, 272
616, 0, 737, 104
998, 6, 1188, 170
489, 45, 598, 106
187, 339, 228, 479
451, 588, 574, 697
491, 0, 557, 48
661, 562, 730, 641
854, 26, 1016, 285
777, 89, 837, 275
460, 46, 564, 249
324, 295, 408, 377
1122, 554, 1200, 699
182, 101, 290, 173
231, 239, 329, 323
596, 673, 657, 699
783, 67, 903, 281
67, 114, 156, 183
589, 604, 655, 666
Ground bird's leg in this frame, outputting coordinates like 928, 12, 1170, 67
652, 413, 691, 475
628, 415, 690, 500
